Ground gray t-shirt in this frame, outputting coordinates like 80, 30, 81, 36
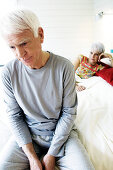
1, 52, 77, 156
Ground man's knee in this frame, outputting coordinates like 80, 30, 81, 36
0, 137, 29, 170
56, 130, 95, 170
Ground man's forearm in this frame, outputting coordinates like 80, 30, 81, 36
22, 142, 38, 160
22, 142, 43, 170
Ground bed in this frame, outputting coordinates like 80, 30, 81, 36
75, 74, 113, 170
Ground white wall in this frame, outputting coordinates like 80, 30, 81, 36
0, 0, 94, 64
1, 0, 113, 63
93, 0, 113, 53
0, 0, 17, 64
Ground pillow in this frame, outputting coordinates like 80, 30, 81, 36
95, 67, 113, 86
100, 58, 112, 67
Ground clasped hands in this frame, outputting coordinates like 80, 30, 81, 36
30, 153, 55, 170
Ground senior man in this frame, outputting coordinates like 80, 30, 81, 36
0, 9, 94, 170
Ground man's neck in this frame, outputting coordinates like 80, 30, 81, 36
41, 51, 50, 68
31, 51, 50, 69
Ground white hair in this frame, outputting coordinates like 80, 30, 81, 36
91, 42, 105, 53
0, 9, 40, 37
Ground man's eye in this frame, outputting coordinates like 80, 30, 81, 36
10, 46, 15, 49
22, 42, 27, 46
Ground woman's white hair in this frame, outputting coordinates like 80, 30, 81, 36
0, 9, 40, 37
91, 42, 105, 53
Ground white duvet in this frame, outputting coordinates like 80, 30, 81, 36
75, 75, 113, 170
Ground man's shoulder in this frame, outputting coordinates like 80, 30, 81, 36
2, 59, 20, 75
51, 52, 73, 70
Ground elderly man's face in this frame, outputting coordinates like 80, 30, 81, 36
6, 28, 44, 69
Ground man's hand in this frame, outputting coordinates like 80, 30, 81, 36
29, 157, 43, 170
22, 143, 43, 170
42, 154, 55, 170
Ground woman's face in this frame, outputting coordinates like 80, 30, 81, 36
89, 50, 101, 65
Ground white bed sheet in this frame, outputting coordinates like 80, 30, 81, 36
75, 75, 113, 170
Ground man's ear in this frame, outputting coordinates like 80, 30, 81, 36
38, 27, 44, 43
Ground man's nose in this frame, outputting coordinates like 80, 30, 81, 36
16, 47, 26, 58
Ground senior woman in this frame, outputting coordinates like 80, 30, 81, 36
74, 42, 113, 91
